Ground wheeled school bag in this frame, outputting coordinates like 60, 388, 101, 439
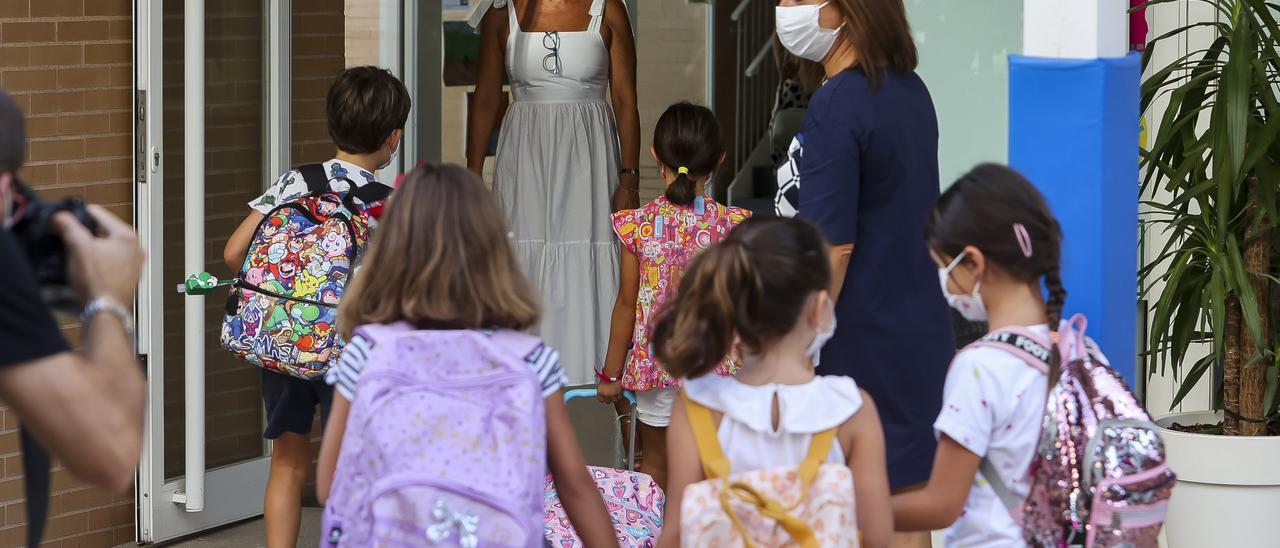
323, 323, 548, 547
679, 395, 859, 548
219, 163, 389, 379
971, 315, 1174, 547
543, 389, 665, 547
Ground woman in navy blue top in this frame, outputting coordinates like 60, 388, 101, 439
775, 0, 955, 513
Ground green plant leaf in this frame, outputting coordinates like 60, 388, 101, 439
1226, 234, 1267, 350
1171, 353, 1215, 410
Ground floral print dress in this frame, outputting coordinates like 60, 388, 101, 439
610, 195, 749, 391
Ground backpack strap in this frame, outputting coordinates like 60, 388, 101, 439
979, 458, 1024, 519
963, 328, 1051, 522
683, 393, 825, 548
346, 180, 392, 208
966, 328, 1053, 374
297, 163, 390, 210
298, 163, 330, 196
684, 394, 732, 480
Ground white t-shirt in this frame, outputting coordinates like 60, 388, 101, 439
934, 325, 1113, 547
249, 158, 390, 215
325, 332, 569, 401
933, 324, 1047, 548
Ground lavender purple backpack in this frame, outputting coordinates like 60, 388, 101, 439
971, 315, 1174, 547
321, 323, 548, 547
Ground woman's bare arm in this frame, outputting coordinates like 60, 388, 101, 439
466, 6, 508, 176
605, 0, 640, 211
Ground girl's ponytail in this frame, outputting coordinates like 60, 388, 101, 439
653, 239, 758, 378
653, 102, 723, 207
653, 217, 831, 378
664, 168, 698, 206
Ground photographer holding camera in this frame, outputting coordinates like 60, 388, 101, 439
0, 89, 145, 496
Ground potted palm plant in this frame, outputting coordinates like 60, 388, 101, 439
1141, 0, 1280, 544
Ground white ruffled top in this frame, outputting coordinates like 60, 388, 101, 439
683, 374, 864, 475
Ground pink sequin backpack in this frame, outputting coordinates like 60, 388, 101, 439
970, 315, 1174, 547
322, 324, 548, 547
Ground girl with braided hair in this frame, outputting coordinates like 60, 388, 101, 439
891, 163, 1110, 546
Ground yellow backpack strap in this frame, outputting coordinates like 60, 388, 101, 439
683, 392, 732, 480
797, 428, 838, 493
685, 390, 836, 548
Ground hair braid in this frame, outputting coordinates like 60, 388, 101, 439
1044, 269, 1067, 328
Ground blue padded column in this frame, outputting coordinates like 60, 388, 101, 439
1008, 53, 1141, 383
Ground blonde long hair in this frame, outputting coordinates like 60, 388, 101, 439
337, 163, 539, 338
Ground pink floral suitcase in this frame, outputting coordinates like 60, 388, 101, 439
543, 389, 664, 547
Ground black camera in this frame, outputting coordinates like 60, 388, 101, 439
8, 181, 99, 314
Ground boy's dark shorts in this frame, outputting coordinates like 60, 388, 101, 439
261, 368, 333, 439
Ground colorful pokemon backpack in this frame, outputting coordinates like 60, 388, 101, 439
679, 396, 859, 548
322, 324, 548, 547
971, 315, 1174, 547
220, 164, 390, 379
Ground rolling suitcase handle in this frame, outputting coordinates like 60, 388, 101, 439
562, 389, 639, 471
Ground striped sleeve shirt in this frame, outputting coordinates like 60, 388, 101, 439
325, 332, 569, 401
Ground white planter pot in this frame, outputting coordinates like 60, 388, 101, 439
1155, 411, 1280, 548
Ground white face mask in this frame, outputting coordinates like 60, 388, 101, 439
775, 2, 845, 63
806, 293, 837, 367
378, 137, 400, 171
939, 252, 987, 322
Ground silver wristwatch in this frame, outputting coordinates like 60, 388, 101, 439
81, 297, 135, 340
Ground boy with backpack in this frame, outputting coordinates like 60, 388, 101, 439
221, 66, 410, 548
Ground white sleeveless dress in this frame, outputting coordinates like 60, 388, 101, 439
491, 0, 620, 384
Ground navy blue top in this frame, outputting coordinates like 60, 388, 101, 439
793, 68, 955, 490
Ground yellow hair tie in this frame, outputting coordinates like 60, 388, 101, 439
677, 167, 690, 175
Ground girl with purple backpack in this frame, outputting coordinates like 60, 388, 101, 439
891, 164, 1109, 545
314, 164, 617, 547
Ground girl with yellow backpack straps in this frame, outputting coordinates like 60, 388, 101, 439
651, 217, 892, 548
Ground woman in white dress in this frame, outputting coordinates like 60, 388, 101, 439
468, 0, 640, 384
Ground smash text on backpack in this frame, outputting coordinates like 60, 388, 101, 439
220, 164, 389, 379
971, 315, 1174, 547
679, 395, 859, 548
322, 324, 548, 547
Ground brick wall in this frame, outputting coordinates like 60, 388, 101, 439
0, 0, 137, 545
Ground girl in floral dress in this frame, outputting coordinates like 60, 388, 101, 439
596, 103, 748, 488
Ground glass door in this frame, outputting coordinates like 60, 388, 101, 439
134, 0, 279, 541
135, 1, 423, 542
